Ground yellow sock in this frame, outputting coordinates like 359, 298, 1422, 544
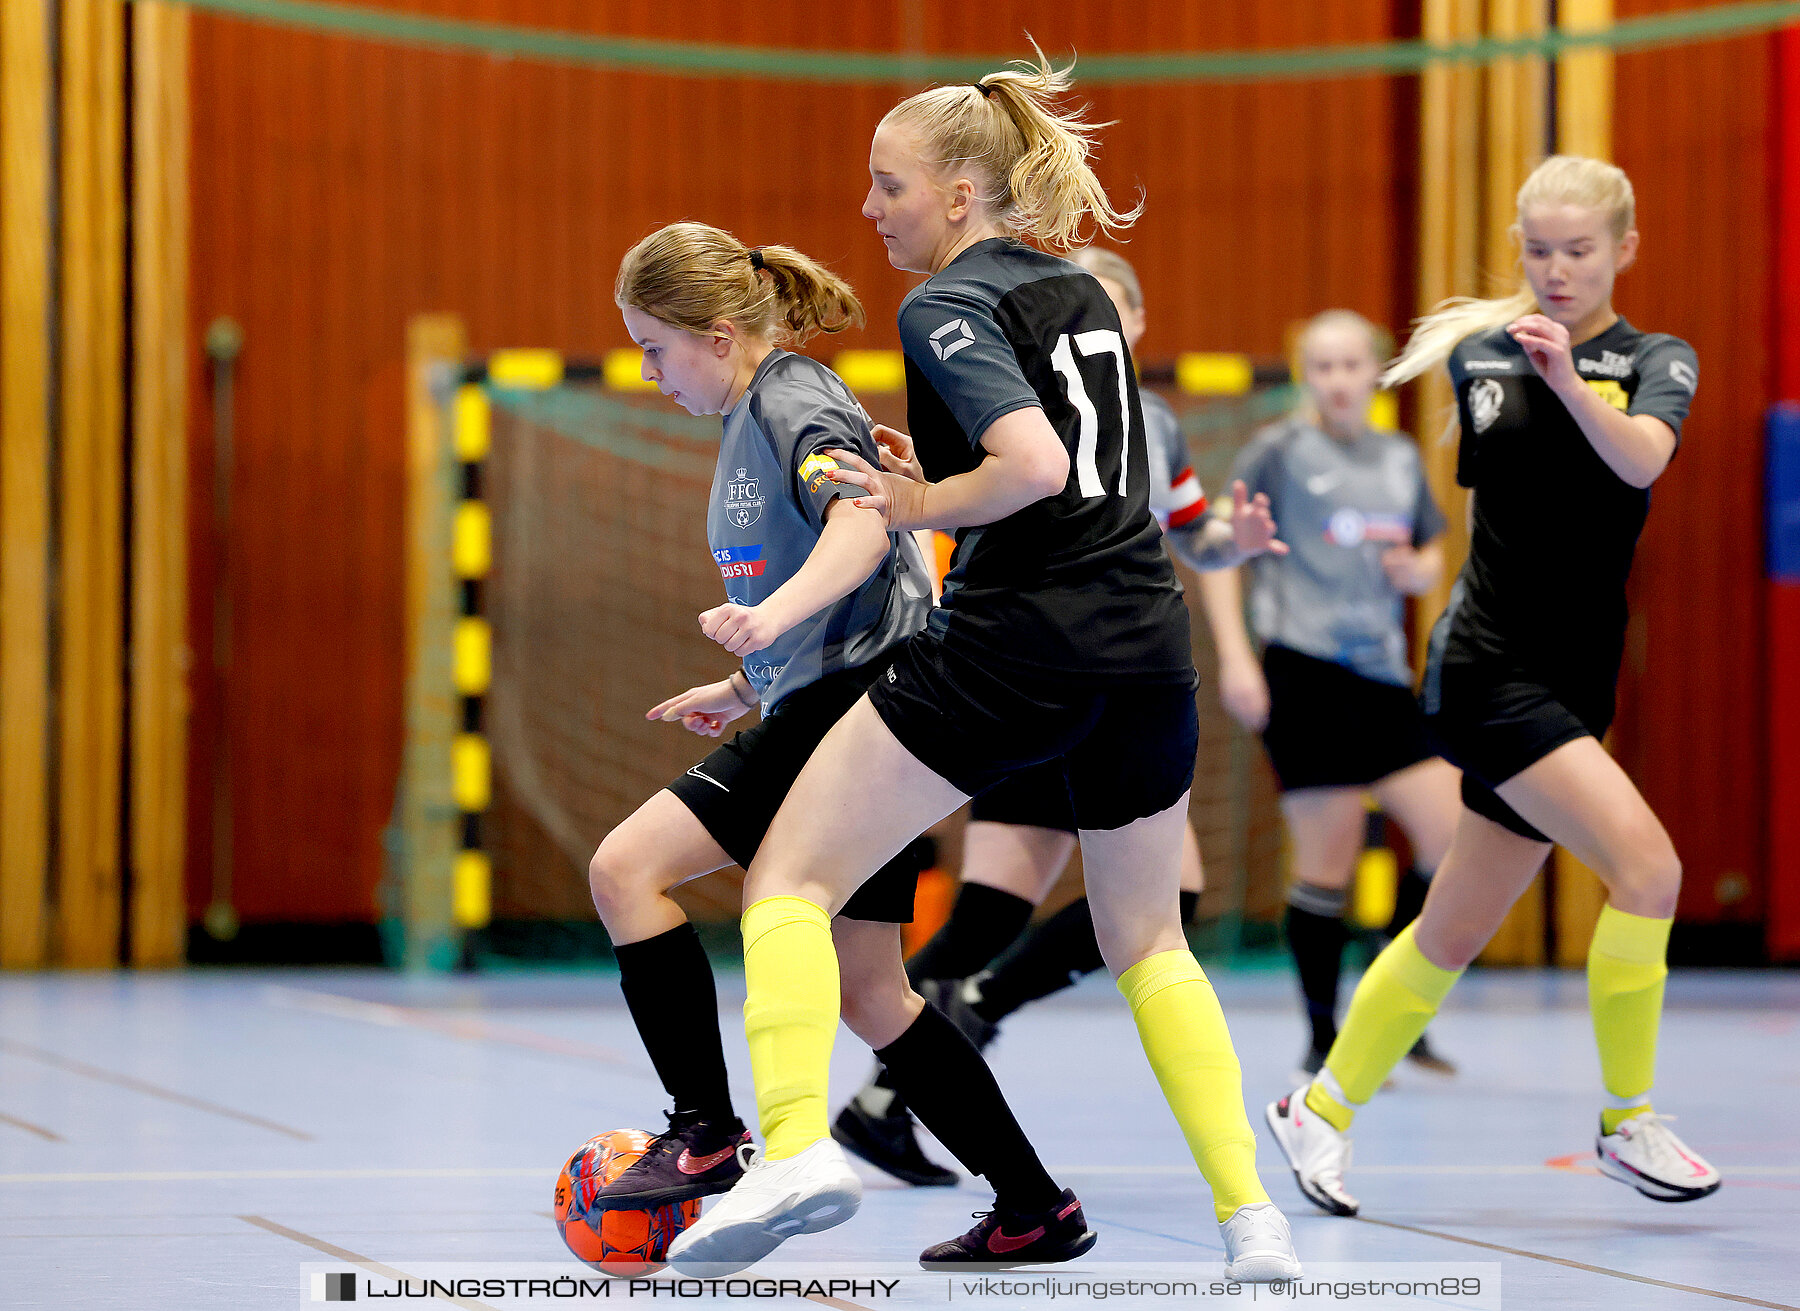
1118, 950, 1268, 1222
1304, 923, 1461, 1132
1588, 904, 1671, 1135
741, 895, 838, 1160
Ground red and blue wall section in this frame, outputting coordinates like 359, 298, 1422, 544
1769, 28, 1800, 962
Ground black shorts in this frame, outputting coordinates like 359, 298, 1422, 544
666, 659, 918, 923
867, 634, 1198, 832
1259, 644, 1437, 793
1421, 639, 1614, 844
969, 760, 1078, 833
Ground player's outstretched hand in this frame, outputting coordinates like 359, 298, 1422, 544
1381, 544, 1432, 595
824, 446, 930, 532
646, 680, 752, 738
1218, 655, 1271, 733
699, 602, 785, 657
871, 425, 925, 483
1230, 480, 1288, 558
1507, 314, 1578, 390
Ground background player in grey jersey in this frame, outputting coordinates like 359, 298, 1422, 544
588, 223, 1083, 1248
1196, 311, 1462, 1084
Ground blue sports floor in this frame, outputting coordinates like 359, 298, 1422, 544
2, 965, 1795, 1309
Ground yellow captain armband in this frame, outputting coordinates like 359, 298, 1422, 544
798, 452, 841, 494
1586, 379, 1630, 411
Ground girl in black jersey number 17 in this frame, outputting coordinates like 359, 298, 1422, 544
1266, 156, 1720, 1217
669, 52, 1301, 1282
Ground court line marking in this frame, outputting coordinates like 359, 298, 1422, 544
240, 1214, 497, 1311
1052, 1163, 1800, 1176
263, 986, 654, 1073
0, 1038, 313, 1140
0, 1167, 549, 1184
1354, 1215, 1800, 1310
6, 1162, 1795, 1185
0, 1112, 62, 1141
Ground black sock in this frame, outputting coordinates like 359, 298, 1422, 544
904, 882, 1035, 987
613, 923, 736, 1125
876, 1005, 1061, 1214
970, 891, 1203, 1024
1386, 866, 1432, 937
1284, 883, 1349, 1055
860, 882, 1035, 1113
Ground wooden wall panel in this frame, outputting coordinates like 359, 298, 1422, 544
132, 1, 194, 966
183, 2, 1405, 925
57, 0, 128, 967
1613, 0, 1773, 927
1, 0, 54, 967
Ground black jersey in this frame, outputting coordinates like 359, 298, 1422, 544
898, 238, 1192, 678
1443, 318, 1698, 671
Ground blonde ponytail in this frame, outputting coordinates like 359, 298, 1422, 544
881, 41, 1140, 250
615, 222, 863, 346
1382, 155, 1636, 388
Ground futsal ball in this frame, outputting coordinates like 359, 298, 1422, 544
554, 1129, 699, 1276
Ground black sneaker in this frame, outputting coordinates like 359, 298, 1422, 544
919, 976, 998, 1052
1405, 1032, 1457, 1076
919, 1188, 1098, 1270
831, 1101, 958, 1187
592, 1112, 751, 1211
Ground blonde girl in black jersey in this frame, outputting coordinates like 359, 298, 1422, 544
669, 53, 1300, 1282
1266, 156, 1720, 1217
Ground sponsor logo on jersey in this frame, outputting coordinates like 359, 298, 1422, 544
713, 544, 767, 579
1324, 508, 1411, 548
1468, 378, 1504, 433
1586, 379, 1629, 411
725, 467, 764, 529
798, 451, 841, 494
1669, 359, 1698, 394
744, 660, 786, 686
1463, 358, 1514, 373
930, 318, 976, 361
1578, 350, 1634, 378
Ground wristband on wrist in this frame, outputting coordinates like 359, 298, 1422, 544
729, 672, 756, 709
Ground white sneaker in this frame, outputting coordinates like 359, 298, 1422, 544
665, 1139, 862, 1275
1219, 1202, 1302, 1282
1596, 1113, 1721, 1202
1264, 1085, 1359, 1217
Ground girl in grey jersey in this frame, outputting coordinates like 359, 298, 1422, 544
588, 223, 1078, 1243
1196, 311, 1462, 1082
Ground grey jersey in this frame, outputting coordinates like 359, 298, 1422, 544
1231, 417, 1446, 686
1141, 390, 1208, 529
708, 350, 931, 710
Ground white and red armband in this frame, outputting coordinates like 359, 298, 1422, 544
1159, 466, 1208, 530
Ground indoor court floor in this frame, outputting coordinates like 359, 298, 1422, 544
2, 963, 1794, 1309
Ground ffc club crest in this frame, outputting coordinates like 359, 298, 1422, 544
726, 468, 764, 529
